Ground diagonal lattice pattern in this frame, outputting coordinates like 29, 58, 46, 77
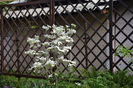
0, 0, 111, 78
55, 0, 110, 74
112, 0, 133, 72
0, 1, 51, 77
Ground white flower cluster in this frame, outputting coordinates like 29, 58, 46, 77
25, 24, 76, 76
27, 35, 40, 48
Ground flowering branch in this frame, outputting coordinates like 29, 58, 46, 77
25, 24, 76, 77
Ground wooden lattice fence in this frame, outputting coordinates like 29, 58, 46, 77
0, 0, 133, 78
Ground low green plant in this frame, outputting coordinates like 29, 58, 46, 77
81, 68, 99, 78
1, 70, 133, 88
115, 45, 133, 61
81, 69, 117, 88
112, 71, 133, 88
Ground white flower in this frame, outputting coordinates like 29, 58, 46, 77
42, 42, 50, 47
58, 36, 73, 43
45, 59, 56, 67
68, 64, 73, 67
25, 49, 36, 56
66, 38, 74, 43
52, 28, 64, 35
47, 25, 51, 28
55, 46, 72, 53
55, 46, 65, 53
64, 46, 72, 51
68, 61, 76, 67
38, 51, 45, 54
39, 57, 47, 61
52, 40, 58, 45
62, 59, 72, 63
71, 24, 76, 28
34, 35, 39, 39
75, 82, 81, 86
48, 74, 53, 78
65, 25, 69, 28
58, 36, 68, 40
71, 61, 76, 65
47, 46, 56, 51
67, 60, 76, 67
37, 44, 41, 47
42, 25, 49, 30
67, 29, 76, 35
27, 37, 40, 44
52, 40, 62, 46
58, 56, 64, 62
27, 35, 40, 48
36, 51, 49, 56
44, 34, 56, 39
32, 62, 42, 68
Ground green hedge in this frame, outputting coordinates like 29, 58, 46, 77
0, 70, 133, 88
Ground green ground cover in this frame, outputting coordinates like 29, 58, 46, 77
0, 69, 133, 88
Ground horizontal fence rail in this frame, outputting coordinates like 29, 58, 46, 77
0, 0, 133, 78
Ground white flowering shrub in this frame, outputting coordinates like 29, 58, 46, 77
25, 24, 76, 77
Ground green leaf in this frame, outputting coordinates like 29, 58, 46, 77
31, 25, 37, 29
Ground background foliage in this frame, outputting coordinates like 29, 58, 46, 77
1, 69, 133, 88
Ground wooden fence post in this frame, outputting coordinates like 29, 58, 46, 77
0, 7, 4, 72
109, 0, 114, 73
